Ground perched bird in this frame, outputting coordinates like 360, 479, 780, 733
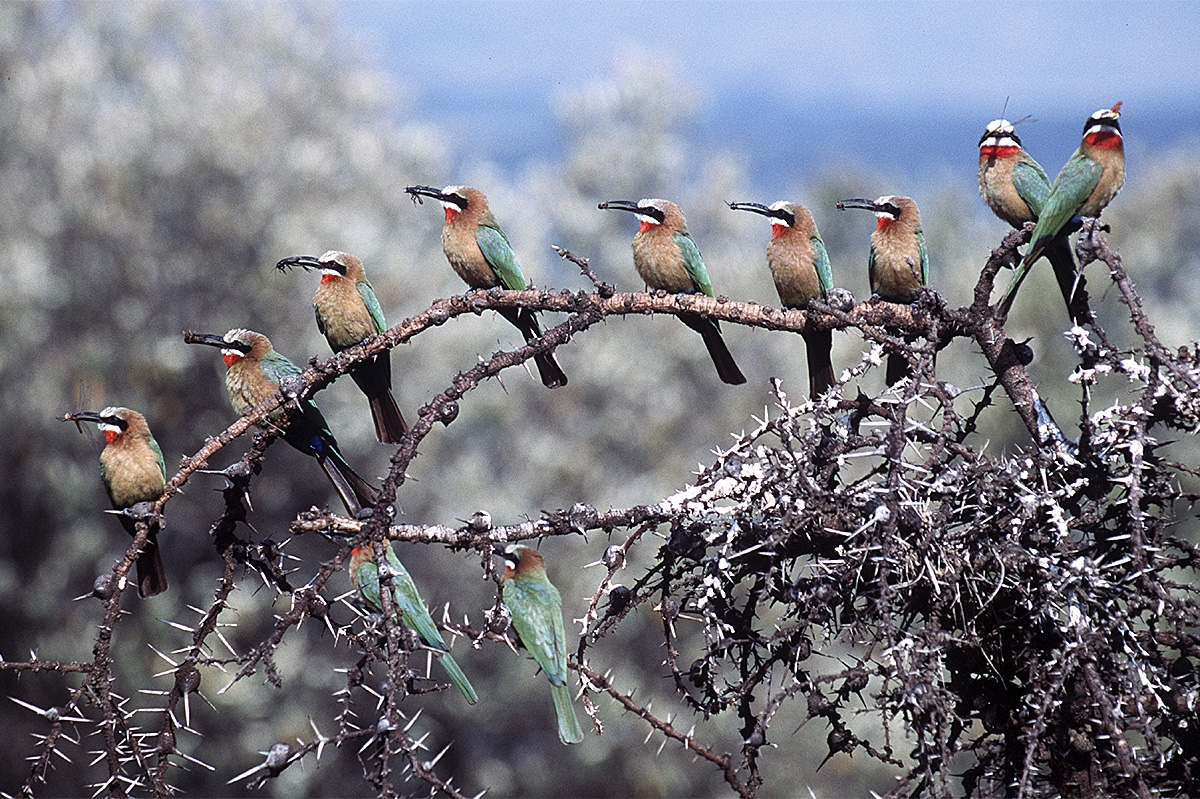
977, 118, 1083, 324
187, 329, 377, 516
65, 407, 168, 598
494, 543, 584, 744
838, 196, 929, 385
404, 184, 567, 389
275, 251, 407, 444
598, 198, 747, 385
729, 200, 835, 398
998, 103, 1125, 320
348, 541, 477, 704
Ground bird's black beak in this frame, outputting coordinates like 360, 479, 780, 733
275, 255, 325, 273
836, 198, 879, 212
727, 201, 773, 217
64, 411, 105, 428
63, 410, 126, 432
491, 543, 509, 558
405, 185, 447, 204
183, 331, 230, 349
598, 199, 641, 214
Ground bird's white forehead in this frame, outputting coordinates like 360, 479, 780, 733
985, 118, 1014, 134
224, 328, 252, 344
318, 250, 344, 263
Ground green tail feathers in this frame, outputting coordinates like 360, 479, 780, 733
438, 651, 478, 705
551, 681, 584, 744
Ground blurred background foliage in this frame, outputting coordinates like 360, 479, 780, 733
1, 3, 1197, 797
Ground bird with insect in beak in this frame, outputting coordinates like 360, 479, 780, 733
404, 184, 568, 389
998, 102, 1125, 321
837, 195, 929, 386
977, 116, 1083, 325
729, 200, 835, 399
348, 540, 477, 704
275, 251, 407, 444
186, 328, 377, 516
599, 197, 747, 385
494, 543, 584, 744
65, 407, 168, 598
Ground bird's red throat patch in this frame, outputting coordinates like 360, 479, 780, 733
1085, 131, 1123, 149
979, 145, 1020, 160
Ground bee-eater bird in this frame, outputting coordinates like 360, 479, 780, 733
403, 184, 568, 389
838, 196, 929, 386
598, 198, 747, 385
348, 541, 477, 704
275, 251, 407, 444
977, 118, 1084, 324
188, 329, 377, 516
729, 200, 835, 399
65, 407, 168, 598
494, 543, 584, 744
998, 103, 1125, 321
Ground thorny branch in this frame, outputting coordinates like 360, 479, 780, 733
10, 231, 1200, 798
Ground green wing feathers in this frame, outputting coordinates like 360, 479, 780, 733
476, 223, 528, 291
356, 546, 477, 704
505, 580, 569, 685
812, 235, 833, 297
1010, 158, 1051, 217
356, 280, 387, 334
1029, 153, 1101, 257
673, 232, 714, 297
917, 230, 930, 287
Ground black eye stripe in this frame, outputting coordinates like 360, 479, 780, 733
1083, 115, 1121, 137
979, 130, 1021, 147
639, 205, 665, 223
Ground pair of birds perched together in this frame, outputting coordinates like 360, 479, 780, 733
979, 102, 1126, 326
347, 540, 585, 745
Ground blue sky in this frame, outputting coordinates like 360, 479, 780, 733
339, 1, 1200, 188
